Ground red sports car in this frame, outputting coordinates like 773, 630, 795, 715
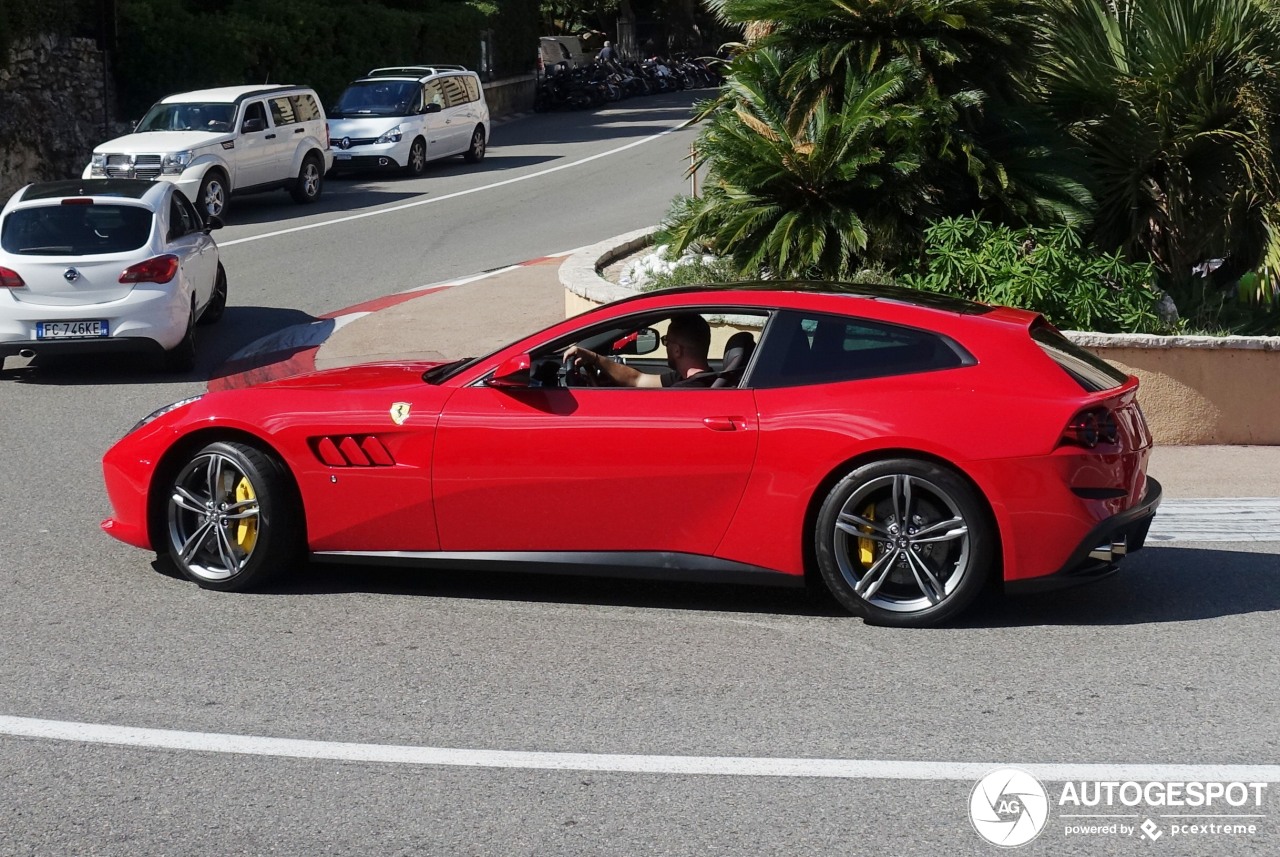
101, 283, 1161, 627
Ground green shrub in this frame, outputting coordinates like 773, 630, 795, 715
901, 216, 1170, 334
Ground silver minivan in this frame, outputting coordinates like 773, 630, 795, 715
327, 66, 490, 176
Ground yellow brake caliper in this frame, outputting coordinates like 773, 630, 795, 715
858, 503, 876, 568
234, 477, 258, 554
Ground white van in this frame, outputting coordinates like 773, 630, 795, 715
327, 66, 490, 176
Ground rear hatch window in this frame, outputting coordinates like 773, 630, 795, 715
1031, 321, 1128, 391
2, 204, 153, 256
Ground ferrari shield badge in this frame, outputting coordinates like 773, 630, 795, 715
389, 402, 411, 425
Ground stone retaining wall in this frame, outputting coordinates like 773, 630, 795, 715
0, 35, 124, 201
561, 230, 1280, 446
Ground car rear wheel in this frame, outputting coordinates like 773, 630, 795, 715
464, 126, 486, 163
290, 155, 323, 204
404, 138, 427, 176
198, 262, 227, 326
162, 302, 197, 373
815, 459, 993, 627
161, 440, 301, 591
198, 170, 228, 219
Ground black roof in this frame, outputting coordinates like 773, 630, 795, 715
20, 179, 157, 202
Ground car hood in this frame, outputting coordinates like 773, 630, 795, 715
328, 116, 405, 137
253, 361, 453, 391
94, 130, 231, 154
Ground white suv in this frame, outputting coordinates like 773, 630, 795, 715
84, 85, 333, 219
327, 66, 489, 176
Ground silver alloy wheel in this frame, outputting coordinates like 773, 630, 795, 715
202, 178, 226, 218
467, 128, 485, 161
300, 161, 321, 198
409, 140, 426, 173
167, 451, 262, 582
832, 472, 972, 613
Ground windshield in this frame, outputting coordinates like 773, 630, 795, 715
1, 204, 153, 256
136, 102, 236, 133
330, 81, 420, 117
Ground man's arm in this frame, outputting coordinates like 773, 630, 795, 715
564, 346, 663, 388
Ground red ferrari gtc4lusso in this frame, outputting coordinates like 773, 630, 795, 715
102, 283, 1161, 627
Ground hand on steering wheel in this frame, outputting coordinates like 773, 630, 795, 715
561, 349, 599, 387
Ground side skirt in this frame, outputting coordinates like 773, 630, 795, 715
310, 550, 805, 588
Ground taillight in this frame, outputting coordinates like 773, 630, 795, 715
119, 254, 179, 284
1062, 406, 1119, 448
0, 266, 24, 288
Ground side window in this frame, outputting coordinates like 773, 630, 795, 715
175, 191, 205, 230
438, 76, 469, 108
167, 195, 196, 240
463, 76, 481, 103
289, 94, 323, 122
423, 80, 445, 109
269, 96, 299, 126
751, 310, 967, 388
241, 101, 268, 132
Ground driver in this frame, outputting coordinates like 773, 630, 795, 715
565, 312, 717, 388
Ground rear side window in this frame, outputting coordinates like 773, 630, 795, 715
439, 76, 470, 107
463, 76, 481, 102
289, 93, 323, 122
1031, 322, 1128, 391
269, 96, 299, 126
751, 310, 968, 388
2, 204, 153, 256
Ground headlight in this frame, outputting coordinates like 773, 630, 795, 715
129, 394, 203, 434
162, 150, 194, 174
89, 154, 107, 176
376, 125, 403, 144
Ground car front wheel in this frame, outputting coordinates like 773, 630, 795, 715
291, 155, 323, 204
404, 138, 427, 176
198, 262, 227, 326
160, 440, 301, 591
197, 170, 228, 219
814, 459, 994, 627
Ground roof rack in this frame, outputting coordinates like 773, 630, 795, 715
365, 64, 469, 77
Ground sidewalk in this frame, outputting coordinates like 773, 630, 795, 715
211, 253, 1280, 501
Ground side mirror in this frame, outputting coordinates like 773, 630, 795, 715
204, 215, 224, 232
242, 117, 265, 133
487, 353, 532, 388
612, 327, 661, 355
424, 102, 443, 114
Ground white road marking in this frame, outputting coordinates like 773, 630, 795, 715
1, 715, 1277, 781
1148, 498, 1280, 543
219, 125, 694, 248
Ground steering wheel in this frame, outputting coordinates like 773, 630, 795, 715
560, 352, 599, 387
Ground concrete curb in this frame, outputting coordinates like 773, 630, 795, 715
559, 226, 655, 305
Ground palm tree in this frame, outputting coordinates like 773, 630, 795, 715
1037, 0, 1280, 313
663, 0, 1089, 278
663, 49, 932, 277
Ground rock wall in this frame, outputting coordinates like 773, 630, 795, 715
0, 35, 126, 200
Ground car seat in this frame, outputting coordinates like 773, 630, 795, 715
711, 331, 756, 388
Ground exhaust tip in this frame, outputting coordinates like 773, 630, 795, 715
18, 348, 35, 358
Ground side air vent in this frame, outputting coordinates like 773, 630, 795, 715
312, 435, 396, 467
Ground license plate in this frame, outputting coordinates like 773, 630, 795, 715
36, 320, 109, 339
334, 152, 351, 160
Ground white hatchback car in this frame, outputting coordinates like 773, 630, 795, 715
0, 179, 226, 373
84, 85, 333, 219
327, 66, 489, 175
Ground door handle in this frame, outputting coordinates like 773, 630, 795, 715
294, 127, 304, 133
265, 133, 276, 139
703, 416, 747, 432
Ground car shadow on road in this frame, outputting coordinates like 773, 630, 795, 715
963, 545, 1280, 627
0, 304, 316, 386
215, 186, 427, 227
257, 562, 849, 618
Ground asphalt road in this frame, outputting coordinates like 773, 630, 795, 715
1, 91, 1278, 856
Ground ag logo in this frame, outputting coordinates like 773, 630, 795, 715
389, 402, 411, 425
969, 768, 1049, 847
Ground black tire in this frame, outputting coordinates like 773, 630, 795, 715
290, 154, 323, 204
198, 262, 227, 326
814, 458, 994, 627
158, 440, 301, 591
162, 303, 197, 373
463, 126, 486, 163
197, 170, 229, 220
404, 138, 427, 176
